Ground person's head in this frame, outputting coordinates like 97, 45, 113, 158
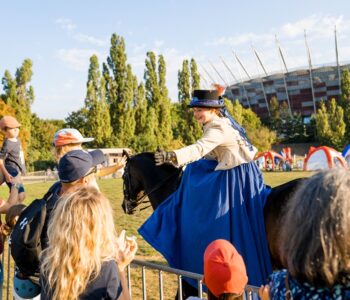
280, 168, 350, 287
40, 186, 118, 300
52, 128, 94, 161
58, 149, 105, 193
203, 239, 248, 300
0, 115, 21, 138
189, 90, 224, 125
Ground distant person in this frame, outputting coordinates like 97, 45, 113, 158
0, 116, 26, 204
259, 169, 350, 299
52, 128, 94, 162
52, 128, 126, 180
266, 159, 273, 172
40, 186, 136, 300
188, 239, 248, 300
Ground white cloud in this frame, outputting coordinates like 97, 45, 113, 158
154, 40, 164, 48
56, 48, 102, 71
73, 33, 108, 47
132, 43, 146, 54
207, 32, 274, 47
202, 14, 350, 83
55, 18, 76, 31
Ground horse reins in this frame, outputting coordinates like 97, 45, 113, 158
123, 161, 182, 213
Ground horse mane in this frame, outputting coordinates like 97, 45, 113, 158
131, 152, 180, 173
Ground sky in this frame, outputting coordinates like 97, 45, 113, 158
1, 0, 350, 120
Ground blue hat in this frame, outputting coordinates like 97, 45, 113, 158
13, 275, 41, 299
58, 149, 105, 183
188, 90, 225, 108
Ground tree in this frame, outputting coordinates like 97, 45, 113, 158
130, 83, 157, 152
0, 99, 16, 145
340, 69, 350, 141
315, 99, 346, 149
144, 52, 173, 148
268, 96, 281, 131
1, 59, 34, 156
106, 34, 135, 146
65, 108, 89, 135
190, 58, 200, 92
28, 115, 64, 170
157, 55, 173, 147
225, 98, 276, 151
85, 55, 112, 147
177, 60, 201, 145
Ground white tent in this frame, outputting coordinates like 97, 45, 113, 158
304, 146, 347, 171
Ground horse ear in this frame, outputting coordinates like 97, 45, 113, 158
122, 149, 130, 160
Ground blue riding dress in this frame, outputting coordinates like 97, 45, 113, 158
139, 96, 272, 288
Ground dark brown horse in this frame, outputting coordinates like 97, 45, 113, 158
122, 152, 305, 297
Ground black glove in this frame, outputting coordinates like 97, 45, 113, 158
154, 150, 177, 166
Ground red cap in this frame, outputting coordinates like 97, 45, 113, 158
203, 239, 248, 297
0, 116, 21, 130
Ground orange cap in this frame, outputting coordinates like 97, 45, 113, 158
52, 128, 94, 147
203, 239, 248, 297
0, 116, 21, 130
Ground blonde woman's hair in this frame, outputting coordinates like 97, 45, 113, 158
53, 143, 82, 161
40, 187, 118, 300
280, 168, 350, 287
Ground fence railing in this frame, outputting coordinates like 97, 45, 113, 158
1, 243, 260, 300
128, 259, 260, 300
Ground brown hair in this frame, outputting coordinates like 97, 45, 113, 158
53, 143, 82, 162
207, 290, 243, 300
280, 168, 350, 287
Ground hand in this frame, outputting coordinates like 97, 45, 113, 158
154, 150, 176, 166
116, 156, 127, 169
259, 285, 271, 300
5, 174, 13, 183
116, 230, 138, 272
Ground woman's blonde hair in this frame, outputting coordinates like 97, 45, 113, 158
40, 187, 118, 300
53, 143, 82, 161
280, 168, 350, 287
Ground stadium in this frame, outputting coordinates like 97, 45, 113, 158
217, 32, 350, 121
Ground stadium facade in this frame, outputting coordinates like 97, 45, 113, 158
224, 64, 350, 120
217, 30, 350, 121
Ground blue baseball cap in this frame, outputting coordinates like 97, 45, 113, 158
58, 149, 105, 183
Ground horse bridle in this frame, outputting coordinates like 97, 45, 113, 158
122, 159, 182, 214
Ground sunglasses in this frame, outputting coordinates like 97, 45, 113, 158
84, 166, 98, 177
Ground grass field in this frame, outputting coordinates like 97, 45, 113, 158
0, 171, 312, 299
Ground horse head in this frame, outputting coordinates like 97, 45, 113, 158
122, 154, 144, 214
122, 152, 183, 214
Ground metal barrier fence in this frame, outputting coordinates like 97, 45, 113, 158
1, 240, 14, 300
1, 244, 260, 300
128, 259, 260, 300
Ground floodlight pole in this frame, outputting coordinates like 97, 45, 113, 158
304, 30, 317, 114
275, 35, 292, 116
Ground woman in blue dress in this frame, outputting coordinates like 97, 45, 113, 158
139, 89, 272, 289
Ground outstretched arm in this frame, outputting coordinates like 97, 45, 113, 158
96, 156, 127, 177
